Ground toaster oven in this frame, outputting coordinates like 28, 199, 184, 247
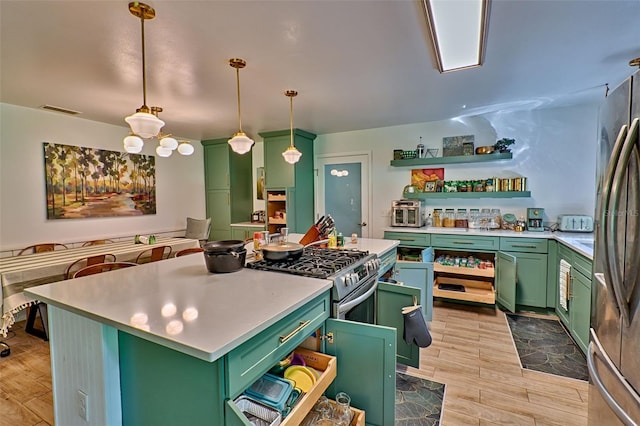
391, 199, 425, 227
558, 215, 594, 232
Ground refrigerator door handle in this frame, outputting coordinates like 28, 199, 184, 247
601, 123, 629, 321
588, 329, 640, 426
610, 117, 639, 326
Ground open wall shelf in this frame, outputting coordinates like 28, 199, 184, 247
390, 152, 512, 167
402, 191, 531, 200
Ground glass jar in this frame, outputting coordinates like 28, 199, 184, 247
433, 209, 442, 227
443, 209, 456, 227
332, 392, 352, 426
491, 209, 502, 229
468, 208, 480, 228
480, 208, 491, 230
455, 208, 468, 228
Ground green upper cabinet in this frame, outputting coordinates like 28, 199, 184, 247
201, 138, 253, 241
260, 129, 316, 233
260, 128, 316, 189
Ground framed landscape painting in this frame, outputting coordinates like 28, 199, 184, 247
43, 142, 156, 219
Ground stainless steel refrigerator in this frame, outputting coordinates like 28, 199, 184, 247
589, 69, 640, 425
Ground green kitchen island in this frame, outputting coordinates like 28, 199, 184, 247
26, 241, 398, 426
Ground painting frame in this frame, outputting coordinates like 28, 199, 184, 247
443, 135, 475, 157
43, 142, 156, 219
424, 181, 437, 192
256, 167, 265, 200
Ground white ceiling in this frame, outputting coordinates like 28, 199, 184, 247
2, 0, 639, 141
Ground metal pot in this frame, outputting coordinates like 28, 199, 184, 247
203, 240, 245, 254
203, 248, 246, 273
261, 242, 304, 262
261, 239, 329, 262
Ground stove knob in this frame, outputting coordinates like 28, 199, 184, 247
348, 273, 359, 286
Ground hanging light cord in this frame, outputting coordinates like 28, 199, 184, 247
236, 66, 243, 132
139, 11, 149, 112
289, 94, 294, 148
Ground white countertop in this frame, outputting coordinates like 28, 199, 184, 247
230, 222, 265, 227
26, 254, 331, 362
287, 234, 400, 257
383, 227, 594, 259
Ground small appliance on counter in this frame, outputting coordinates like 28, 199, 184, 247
391, 199, 426, 227
557, 214, 594, 232
251, 210, 265, 223
526, 208, 545, 232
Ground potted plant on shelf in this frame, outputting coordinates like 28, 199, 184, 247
494, 138, 515, 153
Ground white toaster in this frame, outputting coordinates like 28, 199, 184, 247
558, 215, 594, 232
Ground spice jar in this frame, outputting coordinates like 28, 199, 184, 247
433, 209, 442, 227
455, 209, 468, 228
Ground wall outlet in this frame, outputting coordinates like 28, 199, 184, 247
77, 390, 88, 421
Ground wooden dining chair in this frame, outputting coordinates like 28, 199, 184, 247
175, 247, 204, 257
73, 262, 138, 278
18, 243, 68, 255
65, 254, 116, 279
135, 246, 172, 264
82, 239, 114, 247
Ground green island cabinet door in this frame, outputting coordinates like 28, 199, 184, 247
119, 332, 225, 426
394, 248, 434, 321
495, 252, 517, 313
377, 281, 422, 368
570, 270, 592, 354
324, 318, 397, 426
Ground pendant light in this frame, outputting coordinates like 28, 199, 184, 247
282, 90, 302, 164
123, 2, 164, 152
228, 58, 254, 154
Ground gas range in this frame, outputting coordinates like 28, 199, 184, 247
246, 247, 380, 302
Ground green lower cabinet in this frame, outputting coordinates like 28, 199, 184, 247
569, 270, 592, 354
325, 318, 396, 426
504, 251, 548, 308
495, 252, 517, 313
119, 332, 225, 426
377, 281, 422, 368
230, 225, 265, 241
393, 249, 434, 321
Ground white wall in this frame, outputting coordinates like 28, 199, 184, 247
0, 103, 205, 250
315, 104, 599, 238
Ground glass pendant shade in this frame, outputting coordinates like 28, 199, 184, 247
177, 141, 195, 156
156, 145, 172, 157
228, 132, 254, 154
125, 111, 165, 139
124, 135, 144, 153
160, 136, 178, 150
282, 146, 302, 164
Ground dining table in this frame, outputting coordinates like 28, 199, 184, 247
0, 237, 201, 336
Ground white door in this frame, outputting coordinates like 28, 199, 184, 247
315, 153, 371, 238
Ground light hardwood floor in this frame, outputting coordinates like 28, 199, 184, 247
0, 302, 589, 426
399, 300, 589, 426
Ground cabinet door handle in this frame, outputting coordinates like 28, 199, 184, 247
397, 237, 416, 241
279, 320, 311, 344
567, 272, 572, 300
453, 241, 474, 245
226, 193, 229, 205
511, 244, 537, 248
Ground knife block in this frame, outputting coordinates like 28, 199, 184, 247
299, 225, 321, 246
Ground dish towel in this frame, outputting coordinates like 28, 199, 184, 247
559, 259, 571, 310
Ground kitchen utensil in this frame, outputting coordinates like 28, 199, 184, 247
475, 146, 495, 155
203, 248, 246, 273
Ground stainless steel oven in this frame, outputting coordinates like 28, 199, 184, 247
332, 274, 377, 324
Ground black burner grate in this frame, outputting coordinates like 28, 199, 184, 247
246, 247, 369, 279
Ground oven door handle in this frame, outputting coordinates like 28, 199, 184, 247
336, 280, 378, 316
